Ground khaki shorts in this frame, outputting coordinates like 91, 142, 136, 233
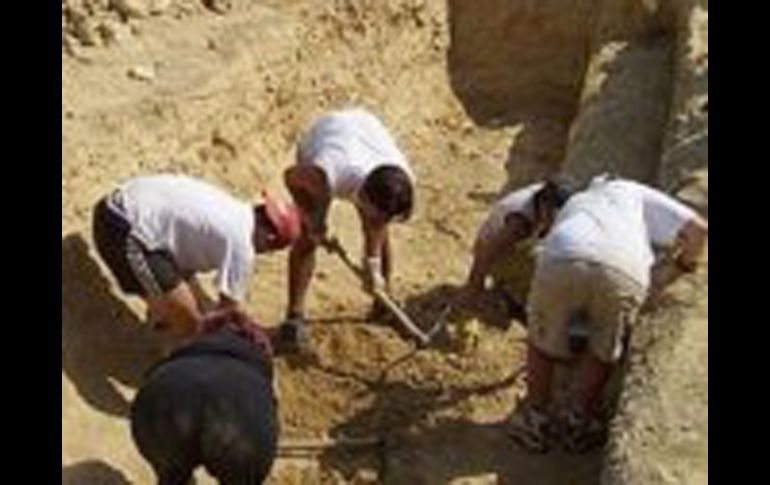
527, 258, 646, 362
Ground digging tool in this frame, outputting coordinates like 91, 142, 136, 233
371, 287, 431, 346
277, 435, 384, 456
320, 236, 446, 346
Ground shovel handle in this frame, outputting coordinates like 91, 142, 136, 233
373, 288, 431, 346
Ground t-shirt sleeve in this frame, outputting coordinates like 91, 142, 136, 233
639, 184, 698, 247
215, 241, 254, 302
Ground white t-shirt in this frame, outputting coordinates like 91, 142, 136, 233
296, 108, 415, 204
476, 183, 544, 244
115, 174, 256, 301
542, 177, 698, 287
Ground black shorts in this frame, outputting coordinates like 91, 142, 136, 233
92, 194, 182, 298
131, 329, 278, 484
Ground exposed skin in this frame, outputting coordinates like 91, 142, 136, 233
357, 193, 393, 290
462, 193, 561, 413
149, 205, 291, 344
467, 213, 533, 293
284, 161, 396, 319
462, 194, 556, 309
645, 216, 709, 308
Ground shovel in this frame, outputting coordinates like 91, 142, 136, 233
321, 236, 446, 346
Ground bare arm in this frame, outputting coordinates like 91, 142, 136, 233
676, 217, 708, 271
381, 226, 393, 288
284, 163, 331, 318
467, 213, 533, 292
284, 164, 331, 240
358, 207, 389, 291
287, 233, 318, 318
646, 216, 708, 309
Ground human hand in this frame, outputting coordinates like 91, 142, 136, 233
364, 257, 386, 294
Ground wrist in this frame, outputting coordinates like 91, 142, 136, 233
365, 256, 382, 277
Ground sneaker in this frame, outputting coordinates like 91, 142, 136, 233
505, 402, 553, 453
561, 410, 607, 453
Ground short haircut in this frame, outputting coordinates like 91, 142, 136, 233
533, 180, 573, 211
361, 166, 414, 221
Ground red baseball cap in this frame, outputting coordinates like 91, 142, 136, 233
262, 192, 302, 248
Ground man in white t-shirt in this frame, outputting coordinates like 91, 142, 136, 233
462, 180, 572, 320
506, 175, 708, 453
92, 174, 302, 342
278, 108, 416, 350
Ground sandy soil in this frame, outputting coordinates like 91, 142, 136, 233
62, 1, 707, 483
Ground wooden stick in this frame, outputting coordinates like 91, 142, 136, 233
278, 435, 383, 452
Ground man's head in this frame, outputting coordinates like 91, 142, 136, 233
253, 193, 302, 252
532, 179, 573, 238
359, 166, 414, 224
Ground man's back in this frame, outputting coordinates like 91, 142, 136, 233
542, 178, 696, 287
297, 108, 413, 200
117, 174, 255, 275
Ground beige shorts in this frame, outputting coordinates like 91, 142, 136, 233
527, 258, 646, 362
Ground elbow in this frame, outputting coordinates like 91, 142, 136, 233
681, 217, 708, 260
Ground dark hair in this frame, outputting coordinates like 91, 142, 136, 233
533, 179, 573, 211
253, 205, 277, 239
361, 166, 414, 221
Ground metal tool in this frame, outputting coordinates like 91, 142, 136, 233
321, 236, 447, 346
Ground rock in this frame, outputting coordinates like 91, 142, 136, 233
449, 473, 499, 485
456, 318, 480, 354
67, 9, 101, 46
111, 0, 150, 19
97, 19, 130, 45
202, 0, 233, 14
127, 65, 156, 82
352, 468, 378, 484
148, 0, 173, 14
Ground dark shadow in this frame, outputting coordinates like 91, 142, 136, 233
62, 233, 165, 417
401, 283, 514, 337
429, 218, 466, 245
562, 35, 675, 186
315, 364, 601, 484
62, 460, 131, 485
380, 418, 601, 483
465, 189, 499, 205
312, 360, 524, 431
309, 313, 369, 326
500, 118, 572, 192
446, 0, 592, 128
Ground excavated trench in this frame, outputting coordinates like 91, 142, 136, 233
62, 1, 706, 483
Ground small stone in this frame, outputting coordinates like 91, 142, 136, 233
68, 10, 100, 46
449, 473, 499, 484
202, 0, 233, 14
148, 0, 173, 14
111, 0, 150, 19
97, 19, 130, 45
352, 468, 378, 484
127, 65, 155, 82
